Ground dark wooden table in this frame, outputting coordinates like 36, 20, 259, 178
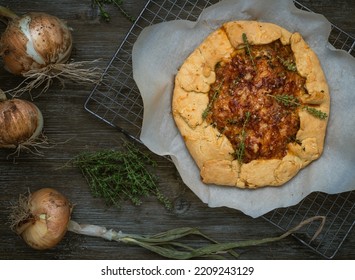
0, 0, 354, 260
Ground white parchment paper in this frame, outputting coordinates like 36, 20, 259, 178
132, 0, 355, 218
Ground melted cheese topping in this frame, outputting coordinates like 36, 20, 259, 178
206, 40, 306, 163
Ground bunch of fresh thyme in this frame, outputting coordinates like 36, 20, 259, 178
93, 0, 135, 22
70, 141, 172, 210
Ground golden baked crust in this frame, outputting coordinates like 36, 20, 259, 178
172, 21, 330, 188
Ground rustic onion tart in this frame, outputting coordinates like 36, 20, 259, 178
172, 21, 330, 188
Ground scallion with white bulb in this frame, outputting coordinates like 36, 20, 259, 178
10, 187, 326, 259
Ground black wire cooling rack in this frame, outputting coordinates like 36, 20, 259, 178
84, 0, 355, 259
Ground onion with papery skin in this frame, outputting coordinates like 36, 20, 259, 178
0, 6, 101, 97
0, 7, 72, 75
10, 188, 326, 258
10, 188, 72, 250
0, 97, 43, 149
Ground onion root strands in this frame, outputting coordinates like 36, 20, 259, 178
10, 188, 326, 259
4, 59, 103, 99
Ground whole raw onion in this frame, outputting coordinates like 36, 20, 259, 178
0, 98, 43, 148
11, 188, 72, 250
0, 6, 73, 75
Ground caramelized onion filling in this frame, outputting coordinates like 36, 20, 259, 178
205, 40, 306, 163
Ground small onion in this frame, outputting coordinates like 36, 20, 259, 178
11, 188, 72, 250
0, 98, 43, 148
0, 7, 73, 75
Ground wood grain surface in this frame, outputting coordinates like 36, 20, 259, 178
0, 0, 354, 260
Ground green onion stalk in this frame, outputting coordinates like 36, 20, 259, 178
9, 187, 325, 259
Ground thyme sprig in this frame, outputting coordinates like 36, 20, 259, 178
234, 111, 251, 163
277, 55, 297, 72
242, 33, 256, 69
269, 94, 299, 107
70, 141, 172, 210
93, 0, 135, 22
303, 106, 328, 119
202, 80, 224, 120
269, 94, 328, 119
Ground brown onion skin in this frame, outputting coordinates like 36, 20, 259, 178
0, 12, 73, 75
19, 188, 72, 250
0, 99, 43, 148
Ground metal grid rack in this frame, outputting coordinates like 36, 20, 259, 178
85, 0, 355, 259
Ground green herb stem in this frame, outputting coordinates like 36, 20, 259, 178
277, 55, 297, 72
93, 0, 135, 22
303, 106, 328, 120
202, 80, 224, 120
0, 5, 19, 23
235, 111, 251, 163
242, 33, 256, 69
269, 94, 300, 107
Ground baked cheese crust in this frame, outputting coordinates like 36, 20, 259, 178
172, 21, 330, 188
